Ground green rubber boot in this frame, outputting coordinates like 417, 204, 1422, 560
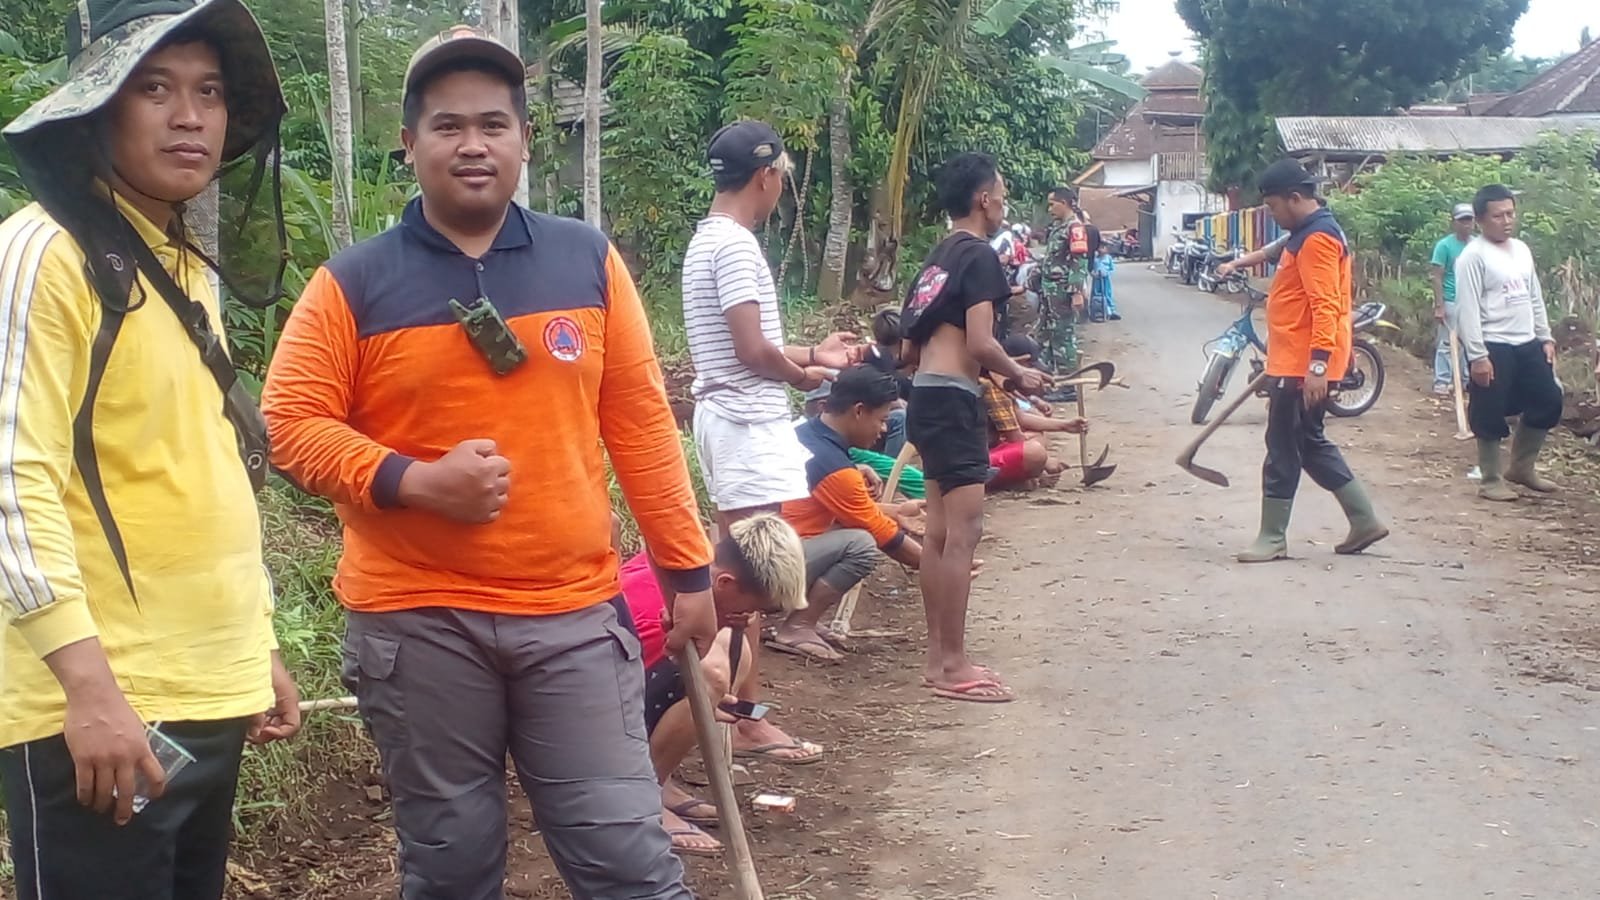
1237, 498, 1293, 563
1505, 424, 1561, 493
1477, 438, 1518, 502
1332, 480, 1390, 554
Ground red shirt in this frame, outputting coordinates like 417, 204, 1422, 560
620, 553, 668, 669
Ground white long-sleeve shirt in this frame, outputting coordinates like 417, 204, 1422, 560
1453, 236, 1550, 361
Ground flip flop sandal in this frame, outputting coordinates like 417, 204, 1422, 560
763, 636, 842, 664
815, 626, 854, 653
667, 798, 721, 828
733, 741, 826, 766
666, 825, 724, 858
928, 679, 1015, 704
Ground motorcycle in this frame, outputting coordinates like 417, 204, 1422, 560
1164, 229, 1189, 275
1196, 245, 1241, 293
1179, 236, 1211, 286
1189, 272, 1398, 424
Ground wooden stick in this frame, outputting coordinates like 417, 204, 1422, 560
679, 649, 764, 900
297, 696, 359, 713
831, 442, 918, 637
1448, 329, 1472, 440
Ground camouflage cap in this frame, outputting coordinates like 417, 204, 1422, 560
2, 0, 285, 164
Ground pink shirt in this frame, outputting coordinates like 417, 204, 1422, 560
620, 553, 668, 669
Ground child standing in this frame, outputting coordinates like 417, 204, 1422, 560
1092, 243, 1120, 322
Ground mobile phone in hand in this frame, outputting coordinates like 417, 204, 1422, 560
718, 700, 770, 721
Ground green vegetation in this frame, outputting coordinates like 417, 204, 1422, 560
1178, 0, 1529, 195
0, 0, 1138, 846
1332, 132, 1600, 366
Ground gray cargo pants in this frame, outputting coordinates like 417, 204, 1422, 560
342, 600, 690, 900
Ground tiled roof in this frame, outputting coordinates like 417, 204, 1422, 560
1092, 101, 1206, 159
1140, 58, 1203, 90
1485, 40, 1600, 117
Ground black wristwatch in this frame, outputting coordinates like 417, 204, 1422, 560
1308, 360, 1328, 377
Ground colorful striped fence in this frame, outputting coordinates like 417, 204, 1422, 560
1195, 206, 1285, 275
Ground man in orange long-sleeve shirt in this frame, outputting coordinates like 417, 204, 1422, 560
261, 28, 712, 899
1238, 160, 1389, 563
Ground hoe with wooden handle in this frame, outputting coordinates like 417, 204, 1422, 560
679, 648, 765, 900
1175, 373, 1271, 487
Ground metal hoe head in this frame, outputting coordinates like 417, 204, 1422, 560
1082, 444, 1117, 487
1062, 361, 1115, 391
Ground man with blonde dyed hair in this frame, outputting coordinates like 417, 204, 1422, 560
619, 514, 806, 857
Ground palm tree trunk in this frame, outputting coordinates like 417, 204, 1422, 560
324, 0, 354, 249
582, 0, 602, 227
482, 0, 528, 206
192, 182, 221, 298
818, 90, 853, 305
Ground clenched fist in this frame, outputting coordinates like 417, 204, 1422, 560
398, 439, 511, 524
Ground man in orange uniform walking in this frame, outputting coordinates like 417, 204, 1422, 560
1238, 160, 1389, 563
262, 27, 713, 899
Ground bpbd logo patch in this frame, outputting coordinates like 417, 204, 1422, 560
544, 316, 584, 362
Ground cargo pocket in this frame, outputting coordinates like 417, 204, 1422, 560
605, 620, 648, 742
353, 633, 408, 755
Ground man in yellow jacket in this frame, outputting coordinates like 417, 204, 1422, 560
0, 2, 298, 897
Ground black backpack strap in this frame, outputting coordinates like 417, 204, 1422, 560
121, 227, 271, 493
71, 302, 138, 604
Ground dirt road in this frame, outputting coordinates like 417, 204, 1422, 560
862, 265, 1600, 899
231, 265, 1600, 900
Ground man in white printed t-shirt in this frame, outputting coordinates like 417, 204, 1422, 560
681, 120, 856, 768
1455, 183, 1564, 502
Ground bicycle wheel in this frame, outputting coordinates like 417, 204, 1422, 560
1328, 339, 1384, 418
1191, 353, 1237, 425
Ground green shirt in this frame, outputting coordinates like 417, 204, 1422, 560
1431, 234, 1470, 303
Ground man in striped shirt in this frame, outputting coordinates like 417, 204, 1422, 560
682, 120, 854, 766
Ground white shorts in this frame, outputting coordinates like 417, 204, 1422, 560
693, 404, 811, 512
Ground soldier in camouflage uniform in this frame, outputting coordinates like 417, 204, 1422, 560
1039, 187, 1088, 375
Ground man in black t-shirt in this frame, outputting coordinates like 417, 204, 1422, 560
899, 153, 1047, 704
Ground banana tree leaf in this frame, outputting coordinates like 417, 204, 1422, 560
973, 0, 1043, 37
1039, 55, 1148, 100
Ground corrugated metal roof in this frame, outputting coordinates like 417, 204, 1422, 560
1276, 115, 1600, 157
1486, 40, 1600, 117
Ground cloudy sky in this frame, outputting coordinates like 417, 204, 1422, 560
1096, 0, 1600, 73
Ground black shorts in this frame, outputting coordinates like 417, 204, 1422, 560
641, 624, 746, 735
643, 657, 684, 735
907, 385, 990, 491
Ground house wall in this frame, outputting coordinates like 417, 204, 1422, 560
1100, 158, 1155, 188
1154, 180, 1227, 252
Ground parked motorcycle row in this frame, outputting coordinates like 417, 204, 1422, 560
1163, 227, 1244, 294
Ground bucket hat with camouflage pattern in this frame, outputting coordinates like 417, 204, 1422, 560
3, 0, 285, 164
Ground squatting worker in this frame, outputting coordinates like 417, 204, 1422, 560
0, 1, 302, 897
1238, 159, 1389, 563
899, 152, 1048, 703
261, 27, 715, 900
1454, 183, 1564, 502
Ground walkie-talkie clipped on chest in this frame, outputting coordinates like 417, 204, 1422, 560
450, 297, 528, 375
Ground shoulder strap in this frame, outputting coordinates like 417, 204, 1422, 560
121, 225, 271, 493
72, 302, 138, 604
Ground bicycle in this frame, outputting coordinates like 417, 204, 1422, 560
1189, 272, 1393, 425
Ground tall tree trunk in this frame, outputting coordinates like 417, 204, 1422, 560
482, 0, 528, 206
192, 182, 221, 299
582, 0, 602, 227
325, 0, 354, 249
347, 0, 364, 138
818, 91, 853, 305
540, 46, 558, 213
